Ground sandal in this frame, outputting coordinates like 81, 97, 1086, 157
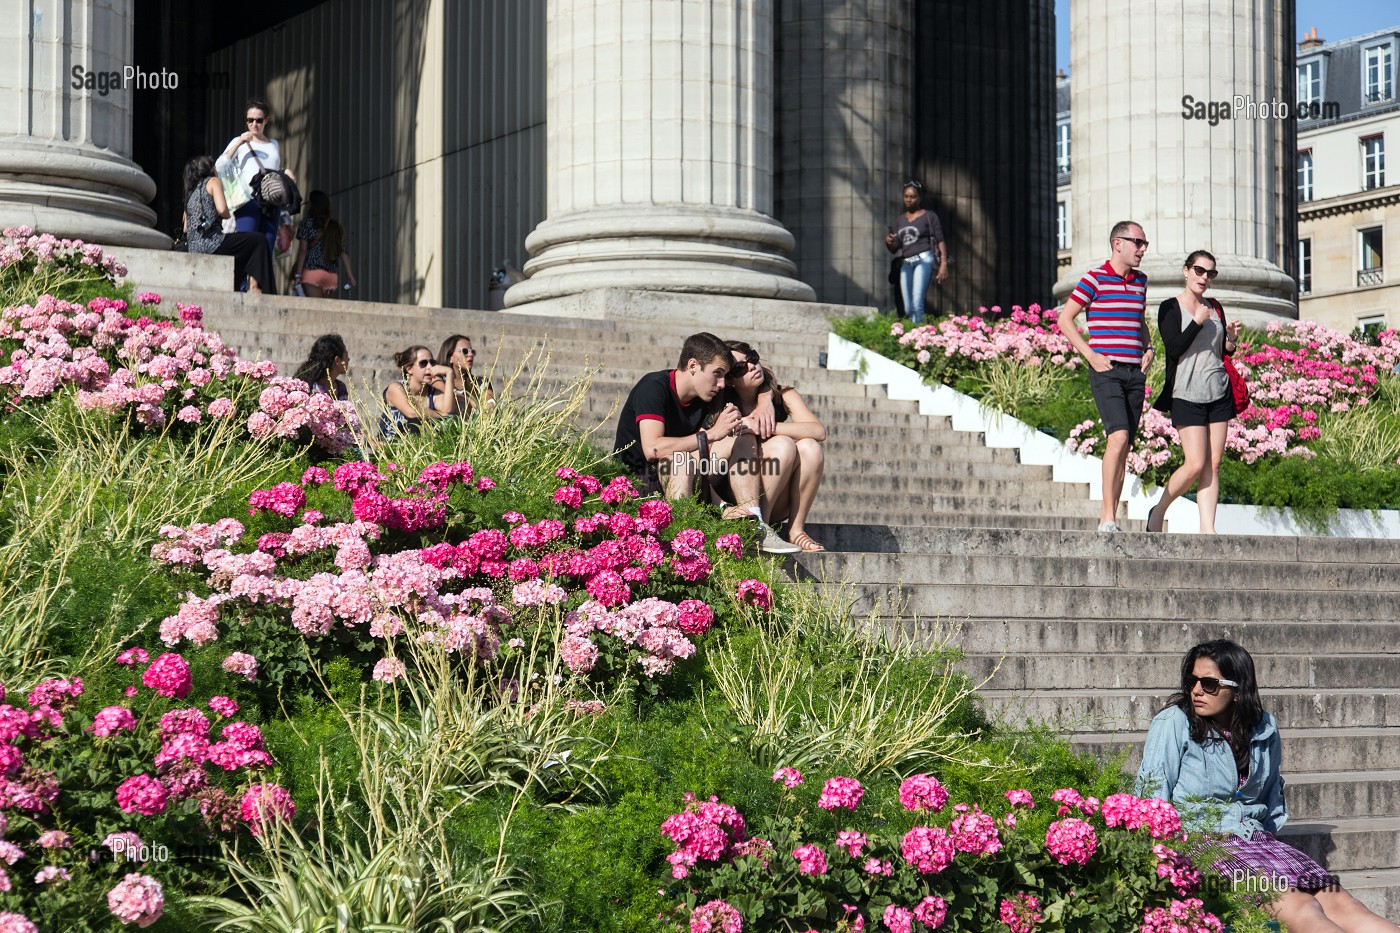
789, 531, 826, 552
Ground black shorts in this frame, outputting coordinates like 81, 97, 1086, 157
1171, 392, 1234, 428
1088, 362, 1146, 439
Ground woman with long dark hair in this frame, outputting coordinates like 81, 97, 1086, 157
1147, 250, 1242, 534
1139, 640, 1398, 932
293, 190, 357, 298
182, 155, 273, 293
379, 345, 457, 439
437, 334, 495, 418
293, 334, 350, 400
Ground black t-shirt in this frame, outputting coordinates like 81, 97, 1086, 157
614, 370, 706, 474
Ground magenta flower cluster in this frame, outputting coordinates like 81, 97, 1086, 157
1140, 897, 1225, 933
660, 793, 748, 879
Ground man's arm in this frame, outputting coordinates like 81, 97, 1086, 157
637, 406, 741, 462
1057, 298, 1111, 373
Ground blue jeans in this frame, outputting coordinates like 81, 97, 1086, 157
233, 201, 277, 291
900, 250, 935, 323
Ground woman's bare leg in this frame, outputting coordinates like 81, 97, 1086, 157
1196, 419, 1229, 534
1148, 424, 1206, 531
786, 438, 826, 546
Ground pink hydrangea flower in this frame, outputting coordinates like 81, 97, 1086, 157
91, 706, 137, 737
863, 857, 894, 876
1005, 788, 1035, 807
0, 913, 37, 933
817, 776, 864, 811
950, 805, 1002, 856
676, 599, 714, 635
115, 774, 169, 816
901, 825, 955, 874
791, 843, 828, 876
914, 896, 948, 930
33, 866, 69, 884
1045, 817, 1098, 866
141, 653, 192, 698
881, 904, 914, 933
999, 894, 1042, 933
690, 899, 743, 933
208, 696, 239, 717
771, 767, 804, 788
107, 872, 164, 927
222, 652, 258, 681
372, 658, 406, 683
736, 579, 772, 610
1140, 897, 1223, 933
240, 783, 295, 836
35, 831, 69, 849
116, 647, 149, 666
899, 773, 950, 812
834, 830, 866, 858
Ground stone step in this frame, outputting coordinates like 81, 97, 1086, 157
897, 617, 1400, 656
803, 552, 1400, 594
817, 457, 1043, 480
1278, 770, 1400, 822
1336, 868, 1400, 917
958, 653, 1400, 691
1280, 816, 1400, 874
803, 523, 1400, 564
978, 688, 1400, 733
806, 491, 1101, 519
1071, 728, 1400, 774
805, 511, 1141, 532
811, 474, 1084, 501
847, 580, 1400, 622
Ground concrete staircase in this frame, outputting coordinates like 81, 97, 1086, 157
188, 290, 1396, 916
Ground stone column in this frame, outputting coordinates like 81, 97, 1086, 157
0, 0, 167, 248
1053, 0, 1296, 322
506, 0, 815, 307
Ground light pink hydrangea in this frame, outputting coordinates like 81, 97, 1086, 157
1140, 897, 1223, 933
791, 843, 828, 876
1045, 817, 1098, 866
881, 904, 914, 933
222, 651, 258, 680
372, 658, 407, 683
899, 773, 950, 812
107, 872, 164, 927
999, 894, 1042, 933
240, 783, 295, 836
771, 767, 804, 788
901, 825, 955, 874
690, 899, 742, 933
91, 705, 137, 737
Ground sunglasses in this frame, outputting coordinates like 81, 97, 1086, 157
904, 180, 924, 190
414, 359, 432, 368
1187, 675, 1239, 695
1116, 236, 1149, 249
1190, 265, 1219, 280
728, 351, 760, 378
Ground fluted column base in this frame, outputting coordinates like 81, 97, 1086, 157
0, 139, 168, 249
506, 204, 815, 307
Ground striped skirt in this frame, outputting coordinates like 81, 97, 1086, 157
1208, 832, 1338, 892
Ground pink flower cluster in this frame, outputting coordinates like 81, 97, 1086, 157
0, 228, 127, 279
736, 579, 772, 610
791, 843, 828, 876
899, 773, 950, 812
901, 825, 955, 874
896, 305, 1080, 373
239, 782, 295, 837
107, 872, 164, 927
1139, 897, 1224, 933
817, 776, 864, 811
690, 899, 743, 933
1045, 817, 1098, 865
1153, 844, 1203, 894
999, 893, 1043, 933
1101, 793, 1184, 840
661, 793, 747, 879
949, 804, 1002, 856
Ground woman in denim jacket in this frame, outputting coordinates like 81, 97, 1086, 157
1138, 640, 1398, 932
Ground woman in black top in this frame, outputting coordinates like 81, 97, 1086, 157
1147, 250, 1242, 534
883, 181, 948, 324
181, 156, 273, 293
294, 334, 351, 400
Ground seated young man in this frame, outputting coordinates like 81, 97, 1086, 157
613, 332, 800, 554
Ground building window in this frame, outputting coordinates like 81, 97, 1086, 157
1297, 150, 1313, 202
1056, 202, 1069, 250
1298, 238, 1312, 295
1363, 135, 1386, 190
1365, 43, 1395, 104
1359, 226, 1384, 287
1359, 314, 1386, 339
1055, 120, 1070, 176
1298, 59, 1322, 108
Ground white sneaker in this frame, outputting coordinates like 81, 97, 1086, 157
760, 525, 801, 555
1097, 521, 1121, 533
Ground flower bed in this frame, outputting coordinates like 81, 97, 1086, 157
660, 770, 1234, 933
835, 310, 1400, 513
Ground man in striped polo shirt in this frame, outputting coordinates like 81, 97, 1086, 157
1057, 220, 1156, 532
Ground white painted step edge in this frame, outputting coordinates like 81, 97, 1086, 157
825, 333, 1400, 539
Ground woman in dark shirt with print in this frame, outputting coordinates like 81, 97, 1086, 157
883, 180, 948, 324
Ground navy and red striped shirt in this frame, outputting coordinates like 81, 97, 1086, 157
1069, 261, 1149, 363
